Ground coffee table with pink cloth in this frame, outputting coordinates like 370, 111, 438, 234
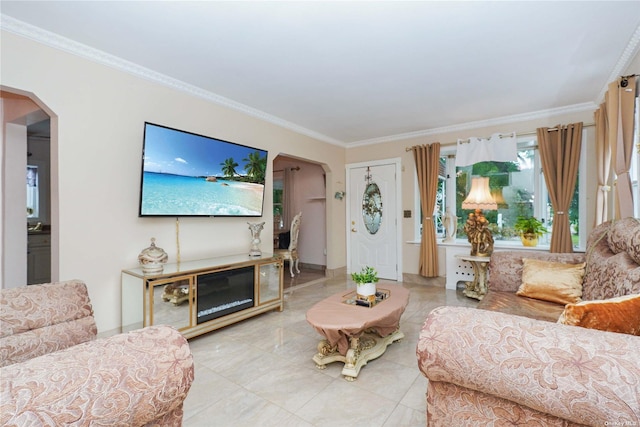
306, 284, 410, 381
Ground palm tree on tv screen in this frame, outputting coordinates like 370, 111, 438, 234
221, 157, 238, 178
243, 151, 266, 184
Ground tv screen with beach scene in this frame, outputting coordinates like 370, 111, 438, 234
139, 122, 267, 217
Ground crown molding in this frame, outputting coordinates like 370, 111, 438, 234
595, 22, 640, 104
346, 102, 597, 148
2, 13, 634, 150
0, 14, 346, 148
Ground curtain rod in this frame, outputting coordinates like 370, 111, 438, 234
405, 122, 595, 151
456, 131, 516, 145
621, 73, 639, 88
274, 166, 301, 172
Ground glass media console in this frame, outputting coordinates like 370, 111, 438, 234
121, 253, 283, 339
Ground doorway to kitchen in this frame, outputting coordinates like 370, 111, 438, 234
1, 87, 55, 288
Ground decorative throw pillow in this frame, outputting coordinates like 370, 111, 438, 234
606, 217, 640, 262
627, 221, 640, 264
558, 293, 640, 336
516, 258, 585, 305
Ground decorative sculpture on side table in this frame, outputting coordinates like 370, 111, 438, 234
248, 222, 265, 257
463, 212, 494, 257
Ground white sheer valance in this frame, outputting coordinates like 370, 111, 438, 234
455, 132, 518, 167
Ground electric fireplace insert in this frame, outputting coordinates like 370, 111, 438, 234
196, 266, 255, 324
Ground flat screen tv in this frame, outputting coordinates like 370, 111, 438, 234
139, 122, 268, 217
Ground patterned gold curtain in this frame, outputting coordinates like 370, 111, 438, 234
537, 123, 583, 253
412, 143, 441, 277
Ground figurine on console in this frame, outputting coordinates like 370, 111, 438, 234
138, 237, 168, 273
248, 221, 265, 257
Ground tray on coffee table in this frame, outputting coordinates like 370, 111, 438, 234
342, 288, 390, 308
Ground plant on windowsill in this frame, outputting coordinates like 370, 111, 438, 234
351, 266, 379, 301
514, 216, 548, 247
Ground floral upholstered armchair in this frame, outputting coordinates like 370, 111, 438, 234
417, 218, 640, 425
417, 306, 639, 425
1, 280, 194, 426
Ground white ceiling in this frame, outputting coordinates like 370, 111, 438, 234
2, 1, 640, 147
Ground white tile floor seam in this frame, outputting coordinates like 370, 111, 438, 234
183, 276, 478, 426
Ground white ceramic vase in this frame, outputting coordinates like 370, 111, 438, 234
357, 282, 376, 298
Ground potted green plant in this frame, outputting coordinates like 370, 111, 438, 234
514, 216, 548, 247
351, 266, 379, 300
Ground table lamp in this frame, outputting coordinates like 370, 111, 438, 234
462, 177, 497, 256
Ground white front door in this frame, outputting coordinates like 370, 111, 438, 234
347, 160, 401, 281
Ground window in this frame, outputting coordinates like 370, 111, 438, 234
433, 157, 448, 236
273, 171, 284, 229
415, 157, 448, 238
455, 142, 546, 244
416, 136, 586, 249
27, 165, 39, 219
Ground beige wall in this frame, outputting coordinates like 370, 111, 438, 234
1, 31, 346, 332
625, 50, 640, 76
346, 109, 599, 276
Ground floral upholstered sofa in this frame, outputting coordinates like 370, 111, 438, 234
1, 280, 194, 426
417, 218, 640, 426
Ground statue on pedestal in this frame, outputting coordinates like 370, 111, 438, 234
464, 213, 478, 256
463, 212, 494, 257
442, 209, 458, 243
475, 214, 494, 256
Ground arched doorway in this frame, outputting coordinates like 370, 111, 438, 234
1, 87, 56, 288
272, 154, 327, 288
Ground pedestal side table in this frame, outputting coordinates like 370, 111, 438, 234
455, 254, 490, 300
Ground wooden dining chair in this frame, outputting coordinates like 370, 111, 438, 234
275, 212, 302, 277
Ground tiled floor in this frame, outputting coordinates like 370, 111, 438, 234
282, 265, 327, 290
183, 275, 478, 427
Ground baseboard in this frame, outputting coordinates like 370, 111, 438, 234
97, 327, 122, 339
325, 266, 347, 278
299, 262, 326, 272
402, 273, 446, 287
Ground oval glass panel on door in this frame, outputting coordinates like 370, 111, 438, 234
362, 182, 382, 234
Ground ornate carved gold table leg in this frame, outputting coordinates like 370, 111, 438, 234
475, 261, 488, 299
461, 258, 489, 301
312, 331, 404, 381
343, 334, 382, 381
342, 336, 363, 382
462, 274, 479, 300
312, 339, 341, 370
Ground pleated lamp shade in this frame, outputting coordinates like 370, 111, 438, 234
462, 177, 498, 211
